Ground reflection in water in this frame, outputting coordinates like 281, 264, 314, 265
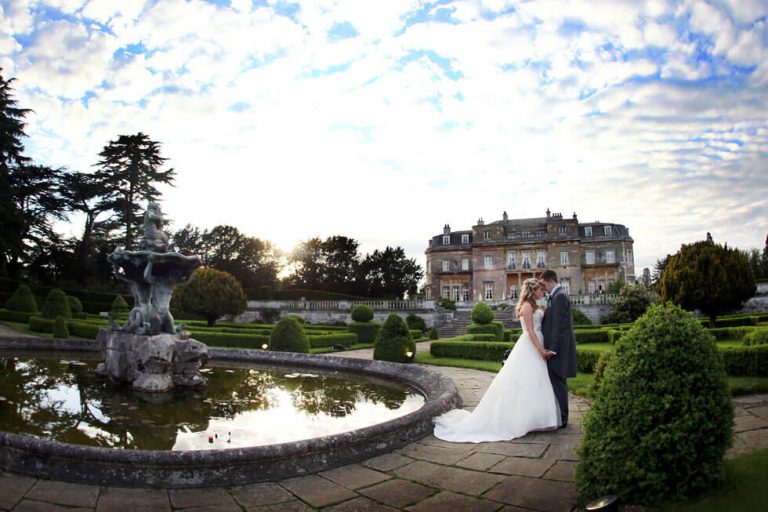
0, 352, 425, 451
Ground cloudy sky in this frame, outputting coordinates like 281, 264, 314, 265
1, 0, 766, 276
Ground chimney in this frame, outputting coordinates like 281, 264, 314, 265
443, 224, 451, 234
503, 211, 508, 221
478, 217, 484, 226
546, 208, 551, 218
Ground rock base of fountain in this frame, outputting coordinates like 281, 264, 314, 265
95, 328, 209, 393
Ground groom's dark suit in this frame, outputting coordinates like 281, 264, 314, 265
541, 285, 577, 426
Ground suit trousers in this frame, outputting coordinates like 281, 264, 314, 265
547, 367, 569, 426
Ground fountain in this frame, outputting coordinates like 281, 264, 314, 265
95, 202, 208, 392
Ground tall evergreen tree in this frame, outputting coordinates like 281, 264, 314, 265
94, 133, 175, 249
763, 233, 768, 279
0, 69, 31, 277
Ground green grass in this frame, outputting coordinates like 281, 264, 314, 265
413, 352, 502, 372
1, 320, 53, 337
662, 449, 768, 512
576, 343, 614, 352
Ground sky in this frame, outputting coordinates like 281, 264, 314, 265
1, 0, 767, 277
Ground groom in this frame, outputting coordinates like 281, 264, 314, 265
539, 270, 577, 428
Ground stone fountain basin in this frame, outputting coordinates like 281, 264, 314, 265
0, 338, 461, 488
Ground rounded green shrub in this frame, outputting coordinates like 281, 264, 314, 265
471, 302, 495, 324
572, 308, 592, 325
109, 295, 130, 322
466, 322, 504, 341
53, 316, 69, 339
5, 284, 39, 313
406, 313, 426, 332
67, 295, 83, 315
269, 316, 310, 353
347, 322, 381, 343
742, 329, 768, 346
429, 327, 439, 340
588, 351, 613, 396
351, 304, 374, 323
41, 288, 72, 320
575, 304, 733, 507
373, 314, 416, 363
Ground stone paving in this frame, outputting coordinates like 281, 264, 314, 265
1, 340, 767, 511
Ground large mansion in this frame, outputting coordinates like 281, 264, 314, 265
424, 210, 635, 302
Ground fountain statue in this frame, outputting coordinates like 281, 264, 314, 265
95, 202, 209, 392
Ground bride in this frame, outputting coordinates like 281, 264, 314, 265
433, 278, 561, 442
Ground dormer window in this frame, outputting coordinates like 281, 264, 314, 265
522, 231, 530, 239
442, 235, 450, 245
585, 226, 592, 237
461, 234, 469, 244
558, 226, 566, 235
483, 231, 491, 240
604, 225, 612, 236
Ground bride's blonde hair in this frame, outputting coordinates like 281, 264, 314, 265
515, 278, 541, 318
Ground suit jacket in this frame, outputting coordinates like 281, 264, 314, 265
541, 286, 577, 378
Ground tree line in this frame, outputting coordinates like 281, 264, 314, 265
0, 69, 422, 299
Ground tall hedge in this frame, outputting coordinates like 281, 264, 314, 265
575, 304, 733, 506
41, 288, 72, 320
269, 316, 310, 353
5, 284, 38, 313
373, 314, 415, 363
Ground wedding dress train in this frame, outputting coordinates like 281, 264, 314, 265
433, 309, 561, 442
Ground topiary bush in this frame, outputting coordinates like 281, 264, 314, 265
347, 322, 381, 343
351, 304, 374, 323
406, 313, 426, 332
373, 314, 416, 363
53, 316, 69, 338
67, 295, 84, 315
572, 308, 592, 325
430, 340, 513, 361
471, 302, 495, 324
429, 327, 439, 340
269, 316, 310, 353
41, 288, 72, 320
110, 295, 130, 322
742, 329, 768, 346
588, 351, 613, 396
466, 321, 504, 341
575, 303, 733, 507
5, 284, 39, 313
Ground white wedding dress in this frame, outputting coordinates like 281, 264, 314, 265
433, 309, 561, 442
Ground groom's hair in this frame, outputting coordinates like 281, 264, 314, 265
540, 270, 558, 283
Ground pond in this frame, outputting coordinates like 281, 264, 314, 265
0, 350, 425, 451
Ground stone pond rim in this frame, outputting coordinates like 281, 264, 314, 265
0, 337, 461, 488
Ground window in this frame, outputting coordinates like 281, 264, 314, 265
442, 260, 449, 272
604, 225, 612, 236
426, 261, 431, 274
588, 281, 596, 294
452, 285, 460, 301
484, 255, 492, 269
442, 286, 450, 297
606, 250, 615, 264
585, 226, 592, 237
522, 251, 531, 269
462, 285, 469, 301
586, 251, 595, 265
522, 231, 531, 239
507, 251, 516, 269
536, 251, 546, 268
426, 287, 432, 299
484, 282, 494, 300
559, 226, 566, 235
442, 235, 450, 245
510, 285, 519, 299
461, 258, 469, 271
560, 251, 569, 265
461, 234, 469, 244
483, 231, 491, 240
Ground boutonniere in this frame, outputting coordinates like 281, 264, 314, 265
546, 295, 552, 306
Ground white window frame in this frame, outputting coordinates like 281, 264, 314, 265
522, 251, 531, 269
452, 285, 460, 301
426, 261, 431, 274
606, 250, 615, 264
536, 250, 546, 268
507, 251, 516, 269
560, 251, 569, 265
586, 250, 595, 265
522, 231, 530, 239
561, 278, 571, 294
588, 281, 596, 294
604, 225, 612, 236
510, 284, 519, 299
461, 234, 469, 244
442, 260, 450, 272
461, 284, 469, 301
483, 255, 492, 269
559, 226, 566, 235
483, 231, 491, 240
461, 258, 469, 271
585, 226, 593, 237
484, 282, 494, 300
442, 235, 450, 245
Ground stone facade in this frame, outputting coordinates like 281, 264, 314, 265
425, 210, 635, 303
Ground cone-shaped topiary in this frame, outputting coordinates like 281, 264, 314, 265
67, 295, 83, 315
351, 304, 374, 323
109, 295, 130, 322
53, 316, 69, 338
471, 302, 495, 324
41, 288, 72, 319
269, 316, 310, 353
373, 314, 416, 363
5, 284, 38, 313
575, 303, 733, 507
429, 327, 439, 340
